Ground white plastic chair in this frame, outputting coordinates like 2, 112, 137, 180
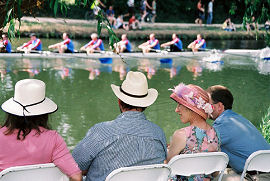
240, 150, 270, 181
105, 164, 171, 181
0, 163, 68, 181
168, 152, 229, 181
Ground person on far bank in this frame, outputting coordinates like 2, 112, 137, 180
161, 33, 182, 52
129, 15, 142, 30
0, 79, 82, 181
140, 0, 152, 22
195, 0, 205, 26
151, 0, 157, 23
187, 34, 206, 52
138, 33, 160, 53
72, 71, 167, 181
48, 33, 74, 53
106, 6, 116, 27
207, 85, 270, 179
207, 0, 214, 24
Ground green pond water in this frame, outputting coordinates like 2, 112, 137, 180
0, 39, 270, 149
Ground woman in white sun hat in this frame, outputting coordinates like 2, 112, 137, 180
0, 79, 82, 181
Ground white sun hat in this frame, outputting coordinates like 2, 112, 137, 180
1, 79, 58, 116
111, 71, 158, 107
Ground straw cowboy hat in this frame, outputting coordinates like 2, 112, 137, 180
111, 71, 158, 107
1, 79, 57, 116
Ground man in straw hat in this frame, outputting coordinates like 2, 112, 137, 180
72, 71, 167, 181
207, 85, 270, 180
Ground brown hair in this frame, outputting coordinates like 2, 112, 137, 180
119, 100, 146, 112
207, 85, 234, 110
2, 113, 51, 140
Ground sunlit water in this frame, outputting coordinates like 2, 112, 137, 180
0, 40, 270, 149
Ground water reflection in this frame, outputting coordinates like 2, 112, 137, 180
22, 59, 41, 77
138, 59, 158, 79
186, 59, 203, 80
113, 59, 128, 80
0, 59, 7, 82
257, 60, 270, 75
0, 55, 269, 149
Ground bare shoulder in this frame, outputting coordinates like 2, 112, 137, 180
173, 128, 186, 137
172, 128, 186, 141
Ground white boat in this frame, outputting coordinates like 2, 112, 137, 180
0, 51, 211, 59
0, 49, 263, 60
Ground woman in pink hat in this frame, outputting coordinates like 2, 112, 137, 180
167, 83, 220, 181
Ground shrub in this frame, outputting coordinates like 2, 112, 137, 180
260, 106, 270, 143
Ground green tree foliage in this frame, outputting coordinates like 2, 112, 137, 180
0, 0, 120, 48
0, 0, 70, 38
260, 106, 270, 144
2, 0, 270, 42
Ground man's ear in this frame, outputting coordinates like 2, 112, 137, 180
218, 102, 225, 113
118, 99, 121, 105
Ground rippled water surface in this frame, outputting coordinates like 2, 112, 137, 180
0, 50, 269, 149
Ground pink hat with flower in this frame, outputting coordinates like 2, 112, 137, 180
169, 83, 213, 120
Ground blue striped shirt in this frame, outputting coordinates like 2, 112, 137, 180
72, 111, 167, 181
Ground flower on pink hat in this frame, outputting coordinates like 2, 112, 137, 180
169, 83, 213, 120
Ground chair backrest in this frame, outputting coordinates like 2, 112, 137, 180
105, 164, 171, 181
168, 152, 229, 181
0, 163, 68, 181
240, 150, 270, 181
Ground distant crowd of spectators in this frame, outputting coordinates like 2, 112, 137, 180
92, 0, 157, 31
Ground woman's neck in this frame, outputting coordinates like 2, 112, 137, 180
189, 114, 210, 130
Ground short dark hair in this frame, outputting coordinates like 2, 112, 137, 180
119, 100, 146, 112
2, 113, 51, 140
207, 85, 233, 110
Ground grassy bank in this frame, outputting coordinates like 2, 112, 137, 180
11, 17, 268, 41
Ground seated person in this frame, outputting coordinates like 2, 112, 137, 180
138, 33, 160, 53
0, 34, 12, 53
207, 85, 270, 176
265, 20, 270, 31
0, 79, 82, 181
167, 83, 220, 181
114, 15, 129, 30
106, 6, 116, 26
80, 33, 104, 54
246, 16, 258, 32
222, 18, 236, 32
48, 33, 74, 53
161, 33, 182, 52
129, 15, 141, 30
72, 71, 167, 181
187, 34, 206, 52
114, 34, 132, 53
17, 33, 42, 52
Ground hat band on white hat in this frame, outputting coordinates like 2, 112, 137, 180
13, 98, 46, 116
120, 85, 148, 98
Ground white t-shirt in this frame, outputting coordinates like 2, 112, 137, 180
208, 1, 213, 13
127, 0, 134, 7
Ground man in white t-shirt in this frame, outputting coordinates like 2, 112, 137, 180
207, 0, 214, 24
125, 0, 135, 17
